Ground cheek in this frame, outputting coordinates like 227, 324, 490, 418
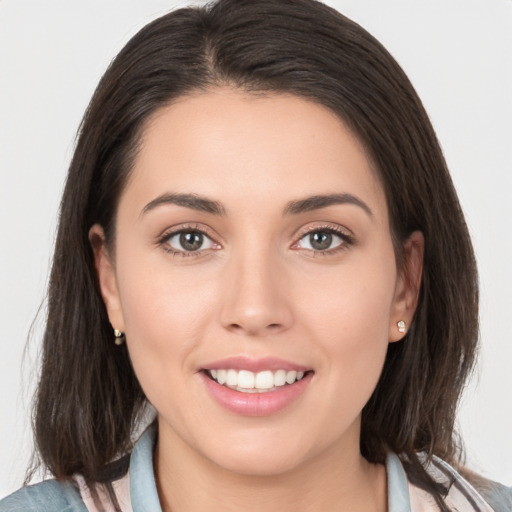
299, 255, 395, 334
114, 249, 219, 390
294, 250, 397, 390
297, 271, 395, 449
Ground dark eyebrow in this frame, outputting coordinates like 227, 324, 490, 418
141, 193, 226, 216
284, 193, 373, 218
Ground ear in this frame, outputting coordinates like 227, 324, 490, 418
89, 224, 125, 332
389, 230, 424, 342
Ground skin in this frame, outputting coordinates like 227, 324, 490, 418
91, 88, 423, 512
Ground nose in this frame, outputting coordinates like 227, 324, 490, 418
219, 248, 293, 337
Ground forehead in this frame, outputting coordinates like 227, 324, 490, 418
122, 88, 387, 221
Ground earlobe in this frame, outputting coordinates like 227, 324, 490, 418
89, 224, 125, 332
389, 230, 424, 342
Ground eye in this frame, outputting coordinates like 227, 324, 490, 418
294, 228, 351, 252
165, 230, 217, 253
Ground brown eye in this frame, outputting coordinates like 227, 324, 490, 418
167, 230, 215, 252
179, 232, 203, 251
309, 232, 332, 250
296, 230, 346, 252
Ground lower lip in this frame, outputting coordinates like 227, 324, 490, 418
201, 372, 312, 416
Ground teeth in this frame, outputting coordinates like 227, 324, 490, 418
274, 369, 286, 386
285, 370, 297, 384
238, 370, 255, 389
255, 370, 274, 389
216, 369, 226, 385
226, 369, 238, 386
207, 368, 308, 392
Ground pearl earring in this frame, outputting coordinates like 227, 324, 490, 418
114, 329, 125, 345
397, 320, 406, 333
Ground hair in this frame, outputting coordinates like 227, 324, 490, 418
31, 1, 478, 509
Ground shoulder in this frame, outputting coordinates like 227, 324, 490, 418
0, 435, 139, 512
457, 466, 512, 512
0, 479, 87, 512
425, 455, 512, 512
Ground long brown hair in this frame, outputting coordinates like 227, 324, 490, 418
32, 1, 478, 508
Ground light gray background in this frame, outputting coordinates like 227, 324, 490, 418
1, 0, 511, 499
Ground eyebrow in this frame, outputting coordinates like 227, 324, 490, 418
141, 192, 372, 218
141, 193, 226, 216
284, 193, 373, 217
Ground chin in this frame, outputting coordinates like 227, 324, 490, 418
212, 451, 305, 478
200, 432, 315, 477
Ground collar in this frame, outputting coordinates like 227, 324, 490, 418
387, 453, 413, 512
128, 426, 416, 512
129, 425, 162, 512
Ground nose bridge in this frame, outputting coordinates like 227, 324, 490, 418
219, 238, 292, 336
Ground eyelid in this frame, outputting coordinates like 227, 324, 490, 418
156, 222, 354, 256
291, 223, 355, 252
157, 223, 222, 256
292, 222, 354, 242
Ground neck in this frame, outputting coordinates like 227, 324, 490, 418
154, 421, 387, 512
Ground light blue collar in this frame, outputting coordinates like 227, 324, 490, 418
129, 426, 162, 512
386, 453, 412, 512
129, 426, 412, 512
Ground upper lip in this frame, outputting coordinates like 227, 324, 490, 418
201, 356, 310, 373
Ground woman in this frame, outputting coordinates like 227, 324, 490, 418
1, 0, 510, 511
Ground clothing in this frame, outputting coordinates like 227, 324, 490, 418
1, 426, 510, 512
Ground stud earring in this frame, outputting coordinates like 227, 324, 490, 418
397, 320, 406, 333
114, 329, 125, 345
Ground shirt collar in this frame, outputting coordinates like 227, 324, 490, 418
387, 453, 413, 512
129, 425, 162, 512
128, 425, 412, 512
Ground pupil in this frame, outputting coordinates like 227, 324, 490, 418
310, 232, 332, 250
180, 232, 203, 251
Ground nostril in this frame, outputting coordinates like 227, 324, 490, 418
226, 322, 283, 335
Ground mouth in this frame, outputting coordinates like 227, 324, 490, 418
200, 356, 314, 415
203, 368, 313, 393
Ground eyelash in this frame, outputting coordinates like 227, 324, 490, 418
157, 224, 354, 258
292, 225, 354, 256
157, 224, 219, 258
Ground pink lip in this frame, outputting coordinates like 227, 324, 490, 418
202, 356, 309, 373
200, 370, 313, 417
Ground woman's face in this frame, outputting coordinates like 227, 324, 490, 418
94, 89, 421, 476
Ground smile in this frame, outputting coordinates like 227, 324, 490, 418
206, 369, 307, 393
